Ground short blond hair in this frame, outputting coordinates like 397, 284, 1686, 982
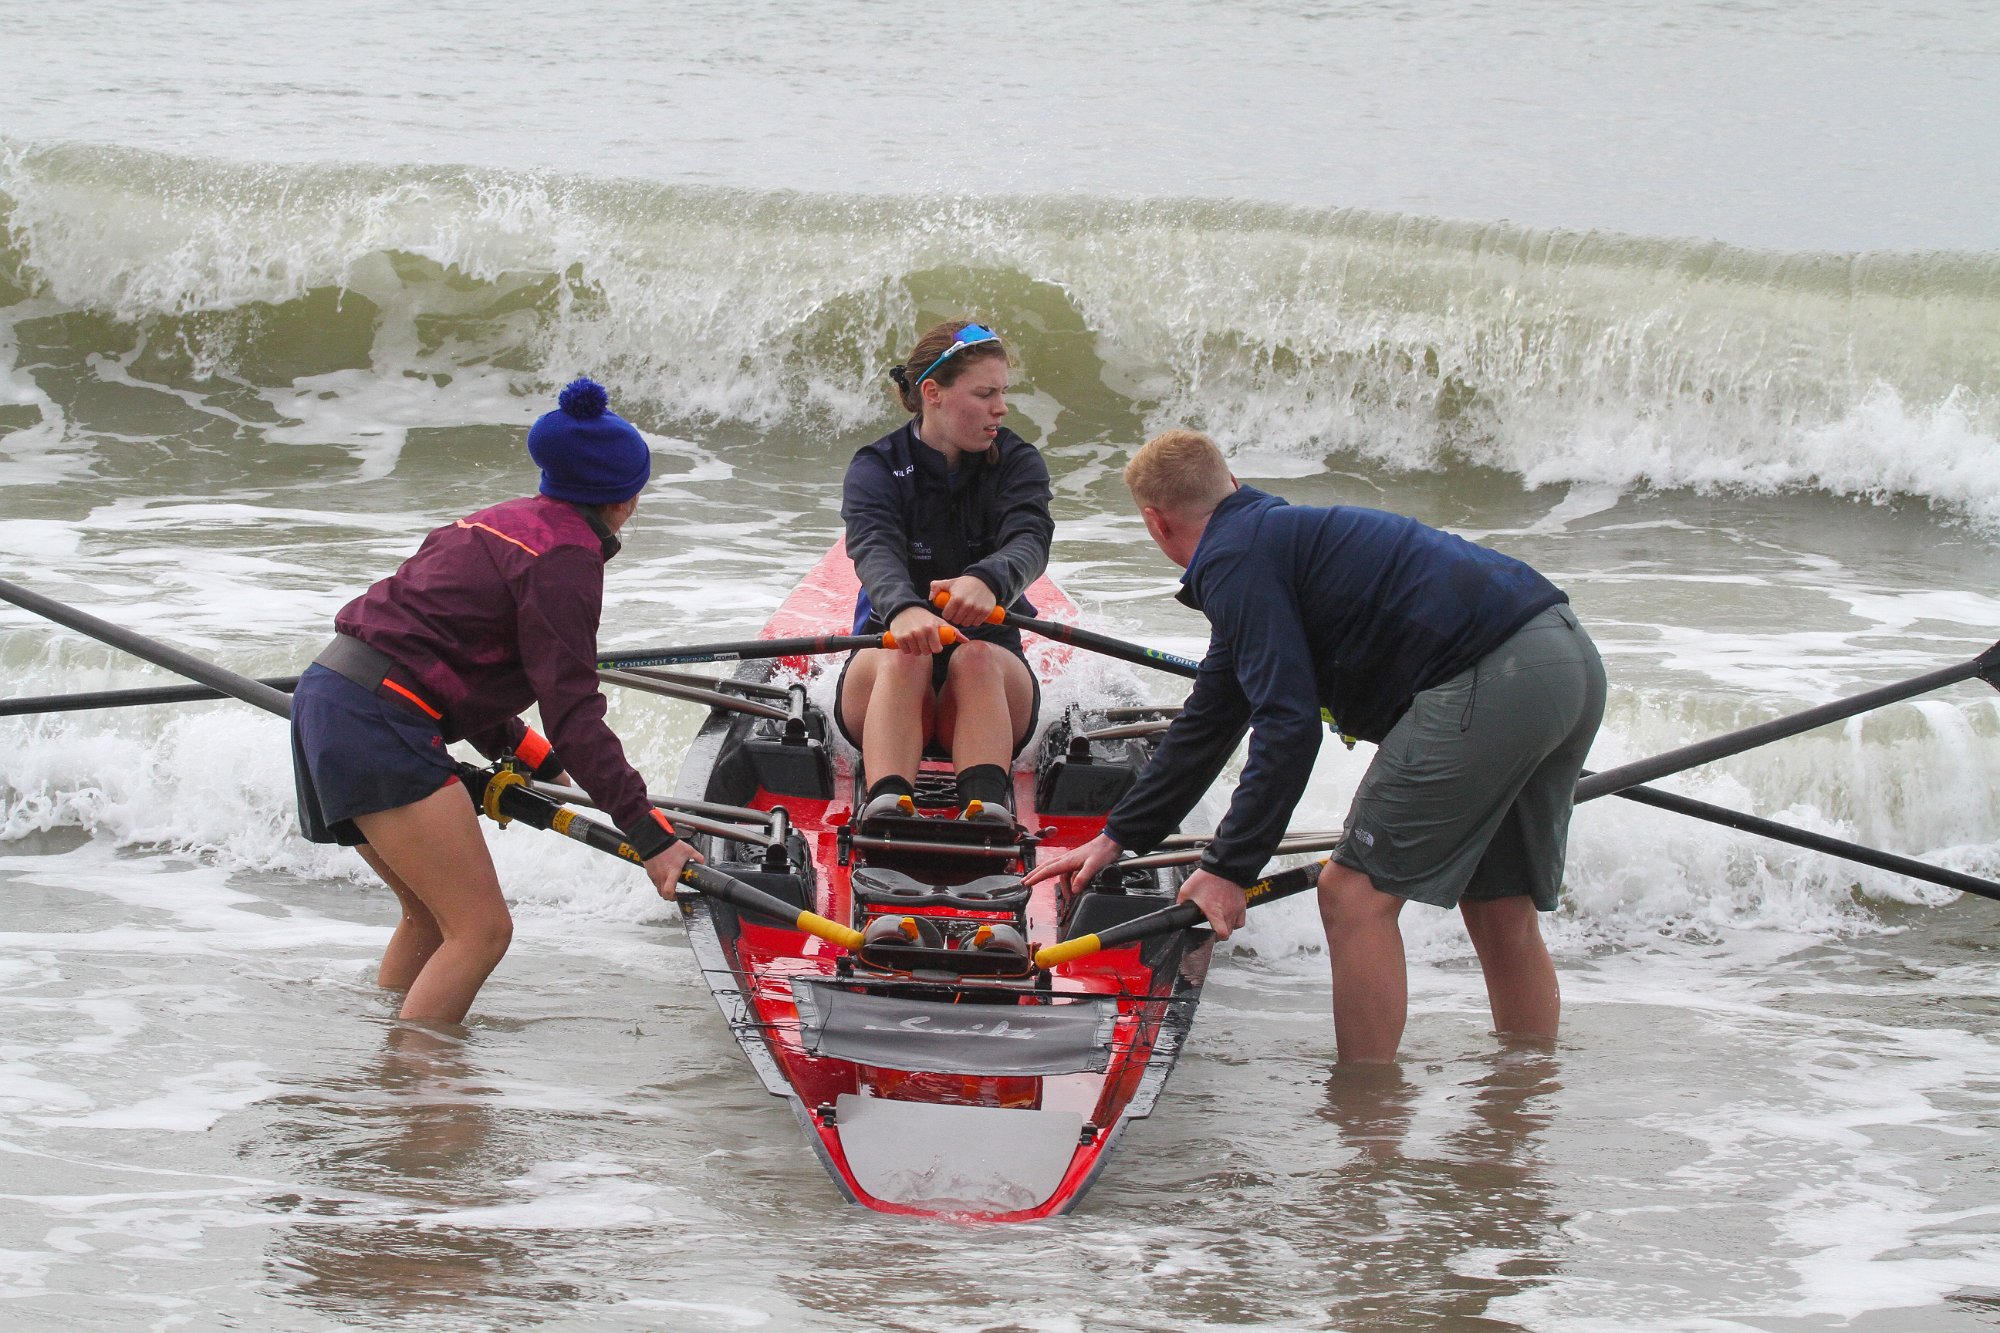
1124, 429, 1235, 516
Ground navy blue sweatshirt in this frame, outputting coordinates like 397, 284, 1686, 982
842, 421, 1053, 645
1105, 486, 1566, 884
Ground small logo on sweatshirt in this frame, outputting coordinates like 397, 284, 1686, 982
1351, 827, 1375, 848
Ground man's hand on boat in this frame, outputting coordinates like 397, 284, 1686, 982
647, 841, 707, 902
1029, 836, 1252, 939
1174, 869, 1249, 939
927, 575, 999, 629
1024, 832, 1124, 906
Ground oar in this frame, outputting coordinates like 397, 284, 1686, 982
1575, 639, 2000, 803
0, 575, 864, 949
460, 766, 864, 949
1034, 858, 1330, 971
598, 626, 957, 672
933, 592, 1199, 678
0, 676, 302, 717
598, 669, 792, 720
1605, 777, 2000, 903
0, 577, 297, 719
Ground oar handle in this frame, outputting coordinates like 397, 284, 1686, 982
1034, 858, 1330, 970
882, 624, 960, 651
679, 864, 866, 950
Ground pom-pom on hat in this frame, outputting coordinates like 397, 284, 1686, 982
527, 378, 652, 505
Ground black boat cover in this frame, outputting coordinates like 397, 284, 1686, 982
790, 980, 1119, 1075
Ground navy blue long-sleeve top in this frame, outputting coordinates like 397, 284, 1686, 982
1104, 486, 1566, 884
841, 421, 1053, 641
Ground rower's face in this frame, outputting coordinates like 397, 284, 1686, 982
923, 356, 1010, 453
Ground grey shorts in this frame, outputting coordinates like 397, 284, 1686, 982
1333, 603, 1606, 911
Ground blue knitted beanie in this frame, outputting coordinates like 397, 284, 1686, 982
527, 378, 652, 505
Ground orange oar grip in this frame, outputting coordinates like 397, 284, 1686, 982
879, 624, 961, 651
930, 589, 1007, 625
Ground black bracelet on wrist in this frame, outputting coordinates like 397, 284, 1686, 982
625, 821, 682, 863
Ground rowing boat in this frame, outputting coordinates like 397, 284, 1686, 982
666, 539, 1212, 1220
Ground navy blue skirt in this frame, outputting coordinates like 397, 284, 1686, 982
291, 664, 461, 846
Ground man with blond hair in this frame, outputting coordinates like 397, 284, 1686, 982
1027, 429, 1604, 1062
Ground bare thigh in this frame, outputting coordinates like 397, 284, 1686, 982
934, 642, 1036, 748
838, 647, 939, 743
352, 781, 509, 942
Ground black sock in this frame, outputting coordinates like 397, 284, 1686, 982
955, 764, 1010, 810
866, 775, 915, 803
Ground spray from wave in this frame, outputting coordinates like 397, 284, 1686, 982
3, 140, 1997, 522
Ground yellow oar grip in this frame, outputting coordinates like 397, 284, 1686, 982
1033, 933, 1102, 970
801, 912, 866, 951
677, 865, 866, 952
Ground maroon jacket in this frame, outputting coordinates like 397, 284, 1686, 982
335, 495, 655, 834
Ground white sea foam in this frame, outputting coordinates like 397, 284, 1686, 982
4, 147, 1996, 525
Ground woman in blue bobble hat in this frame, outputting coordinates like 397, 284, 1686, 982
290, 378, 702, 1026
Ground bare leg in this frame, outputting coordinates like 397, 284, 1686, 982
1460, 895, 1560, 1041
1319, 861, 1408, 1064
840, 648, 938, 789
357, 844, 443, 991
934, 642, 1036, 774
352, 781, 512, 1026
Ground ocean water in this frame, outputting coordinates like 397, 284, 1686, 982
2, 1, 1998, 1328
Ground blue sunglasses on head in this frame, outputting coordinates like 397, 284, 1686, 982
913, 324, 1000, 386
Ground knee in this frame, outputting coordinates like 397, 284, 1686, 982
1463, 896, 1542, 950
875, 651, 934, 690
454, 910, 514, 963
945, 641, 1006, 686
399, 910, 445, 943
1318, 864, 1401, 936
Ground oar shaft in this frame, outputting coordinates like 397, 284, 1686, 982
1575, 642, 2000, 803
597, 626, 954, 672
0, 676, 302, 717
464, 766, 864, 949
1612, 780, 2000, 902
0, 576, 294, 721
1003, 610, 1200, 678
598, 633, 882, 670
598, 669, 792, 720
935, 592, 1201, 679
1118, 833, 1345, 869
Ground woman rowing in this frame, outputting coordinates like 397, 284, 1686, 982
837, 320, 1055, 826
290, 379, 701, 1025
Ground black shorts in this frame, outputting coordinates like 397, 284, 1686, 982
291, 665, 462, 846
831, 638, 1042, 759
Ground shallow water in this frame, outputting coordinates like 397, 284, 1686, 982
4, 836, 1998, 1330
